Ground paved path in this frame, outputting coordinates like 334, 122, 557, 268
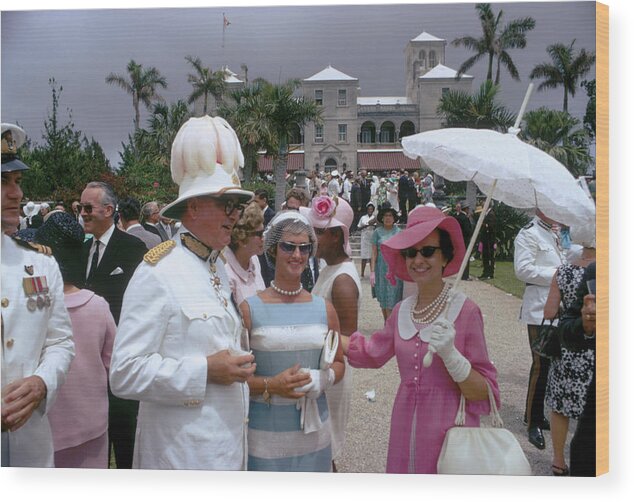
335, 264, 570, 475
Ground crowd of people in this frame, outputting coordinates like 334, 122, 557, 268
1, 118, 596, 476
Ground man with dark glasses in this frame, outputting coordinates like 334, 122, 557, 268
109, 115, 255, 470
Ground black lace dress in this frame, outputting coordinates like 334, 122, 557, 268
545, 264, 595, 419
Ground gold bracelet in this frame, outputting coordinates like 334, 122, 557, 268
262, 378, 271, 405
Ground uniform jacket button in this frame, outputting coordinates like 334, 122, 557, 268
6, 339, 15, 348
1, 298, 8, 308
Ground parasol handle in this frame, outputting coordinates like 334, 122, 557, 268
513, 83, 534, 130
422, 180, 497, 368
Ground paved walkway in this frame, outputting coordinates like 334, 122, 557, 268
335, 264, 569, 475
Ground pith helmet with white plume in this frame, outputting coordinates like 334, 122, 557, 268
161, 115, 253, 220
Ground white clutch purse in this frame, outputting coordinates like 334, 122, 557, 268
319, 329, 339, 370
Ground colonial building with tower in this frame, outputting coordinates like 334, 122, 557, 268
217, 31, 474, 175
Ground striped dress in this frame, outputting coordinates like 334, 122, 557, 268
246, 295, 332, 472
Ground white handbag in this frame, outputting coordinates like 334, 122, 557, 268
437, 382, 532, 476
319, 329, 339, 370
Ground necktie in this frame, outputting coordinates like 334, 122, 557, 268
88, 240, 100, 280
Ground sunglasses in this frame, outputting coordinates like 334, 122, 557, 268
250, 230, 265, 238
221, 198, 247, 216
278, 241, 313, 255
77, 203, 105, 214
401, 246, 442, 259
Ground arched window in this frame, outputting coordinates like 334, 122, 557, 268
429, 50, 436, 68
399, 121, 416, 139
325, 158, 338, 173
379, 121, 395, 143
360, 121, 376, 144
418, 50, 427, 68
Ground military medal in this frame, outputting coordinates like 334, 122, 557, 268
24, 265, 34, 276
23, 275, 49, 311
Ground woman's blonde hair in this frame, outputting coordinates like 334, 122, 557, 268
230, 202, 264, 250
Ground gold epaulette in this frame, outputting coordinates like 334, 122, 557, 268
218, 250, 227, 264
144, 240, 176, 265
12, 235, 52, 255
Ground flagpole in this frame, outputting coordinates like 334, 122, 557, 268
222, 12, 226, 49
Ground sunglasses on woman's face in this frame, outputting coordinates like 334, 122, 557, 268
278, 241, 313, 255
250, 230, 264, 238
401, 246, 441, 259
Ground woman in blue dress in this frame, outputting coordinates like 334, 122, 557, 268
370, 206, 403, 321
240, 211, 345, 472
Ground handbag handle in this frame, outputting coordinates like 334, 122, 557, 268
454, 381, 503, 428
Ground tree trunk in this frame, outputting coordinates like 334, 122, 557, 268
243, 146, 256, 184
563, 89, 568, 113
487, 53, 494, 82
273, 155, 288, 212
274, 135, 290, 211
133, 95, 140, 130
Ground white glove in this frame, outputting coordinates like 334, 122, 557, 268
294, 368, 335, 399
429, 319, 471, 383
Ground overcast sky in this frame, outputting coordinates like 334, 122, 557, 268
1, 1, 598, 166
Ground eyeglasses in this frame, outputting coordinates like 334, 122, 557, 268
278, 241, 313, 255
401, 246, 442, 259
249, 230, 265, 238
221, 198, 246, 216
77, 203, 103, 214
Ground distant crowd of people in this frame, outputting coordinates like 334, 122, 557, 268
2, 118, 596, 476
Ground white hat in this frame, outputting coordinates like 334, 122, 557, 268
23, 201, 41, 223
1, 123, 27, 148
330, 170, 339, 177
161, 115, 254, 220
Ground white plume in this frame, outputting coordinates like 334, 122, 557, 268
170, 115, 244, 185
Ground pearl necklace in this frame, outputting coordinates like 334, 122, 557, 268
271, 281, 303, 296
410, 283, 450, 325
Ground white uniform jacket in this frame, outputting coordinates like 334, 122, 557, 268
109, 228, 249, 470
1, 233, 74, 467
513, 217, 566, 325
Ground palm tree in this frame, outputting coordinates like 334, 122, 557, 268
529, 39, 596, 112
257, 80, 321, 210
520, 107, 592, 176
106, 60, 167, 130
453, 3, 535, 84
219, 84, 276, 183
437, 80, 515, 207
437, 80, 515, 131
185, 55, 227, 116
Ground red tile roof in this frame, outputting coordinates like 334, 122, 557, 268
357, 151, 421, 171
257, 153, 304, 172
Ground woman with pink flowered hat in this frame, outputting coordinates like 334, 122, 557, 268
301, 195, 361, 470
342, 205, 500, 474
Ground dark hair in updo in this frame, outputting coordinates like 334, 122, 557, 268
438, 228, 454, 265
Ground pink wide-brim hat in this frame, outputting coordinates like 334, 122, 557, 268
300, 195, 354, 256
381, 205, 466, 283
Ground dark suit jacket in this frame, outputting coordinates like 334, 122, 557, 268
142, 222, 163, 240
83, 226, 147, 323
455, 212, 473, 246
263, 206, 275, 228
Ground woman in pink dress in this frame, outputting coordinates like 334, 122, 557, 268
342, 206, 500, 474
35, 212, 115, 468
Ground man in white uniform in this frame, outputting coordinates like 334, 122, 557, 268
109, 116, 256, 470
1, 123, 75, 467
514, 209, 565, 450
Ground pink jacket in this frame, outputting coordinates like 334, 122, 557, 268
48, 290, 115, 451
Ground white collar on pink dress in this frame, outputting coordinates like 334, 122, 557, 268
398, 290, 467, 342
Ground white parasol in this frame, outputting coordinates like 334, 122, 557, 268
401, 84, 596, 367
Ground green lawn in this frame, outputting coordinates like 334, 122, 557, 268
469, 259, 525, 298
